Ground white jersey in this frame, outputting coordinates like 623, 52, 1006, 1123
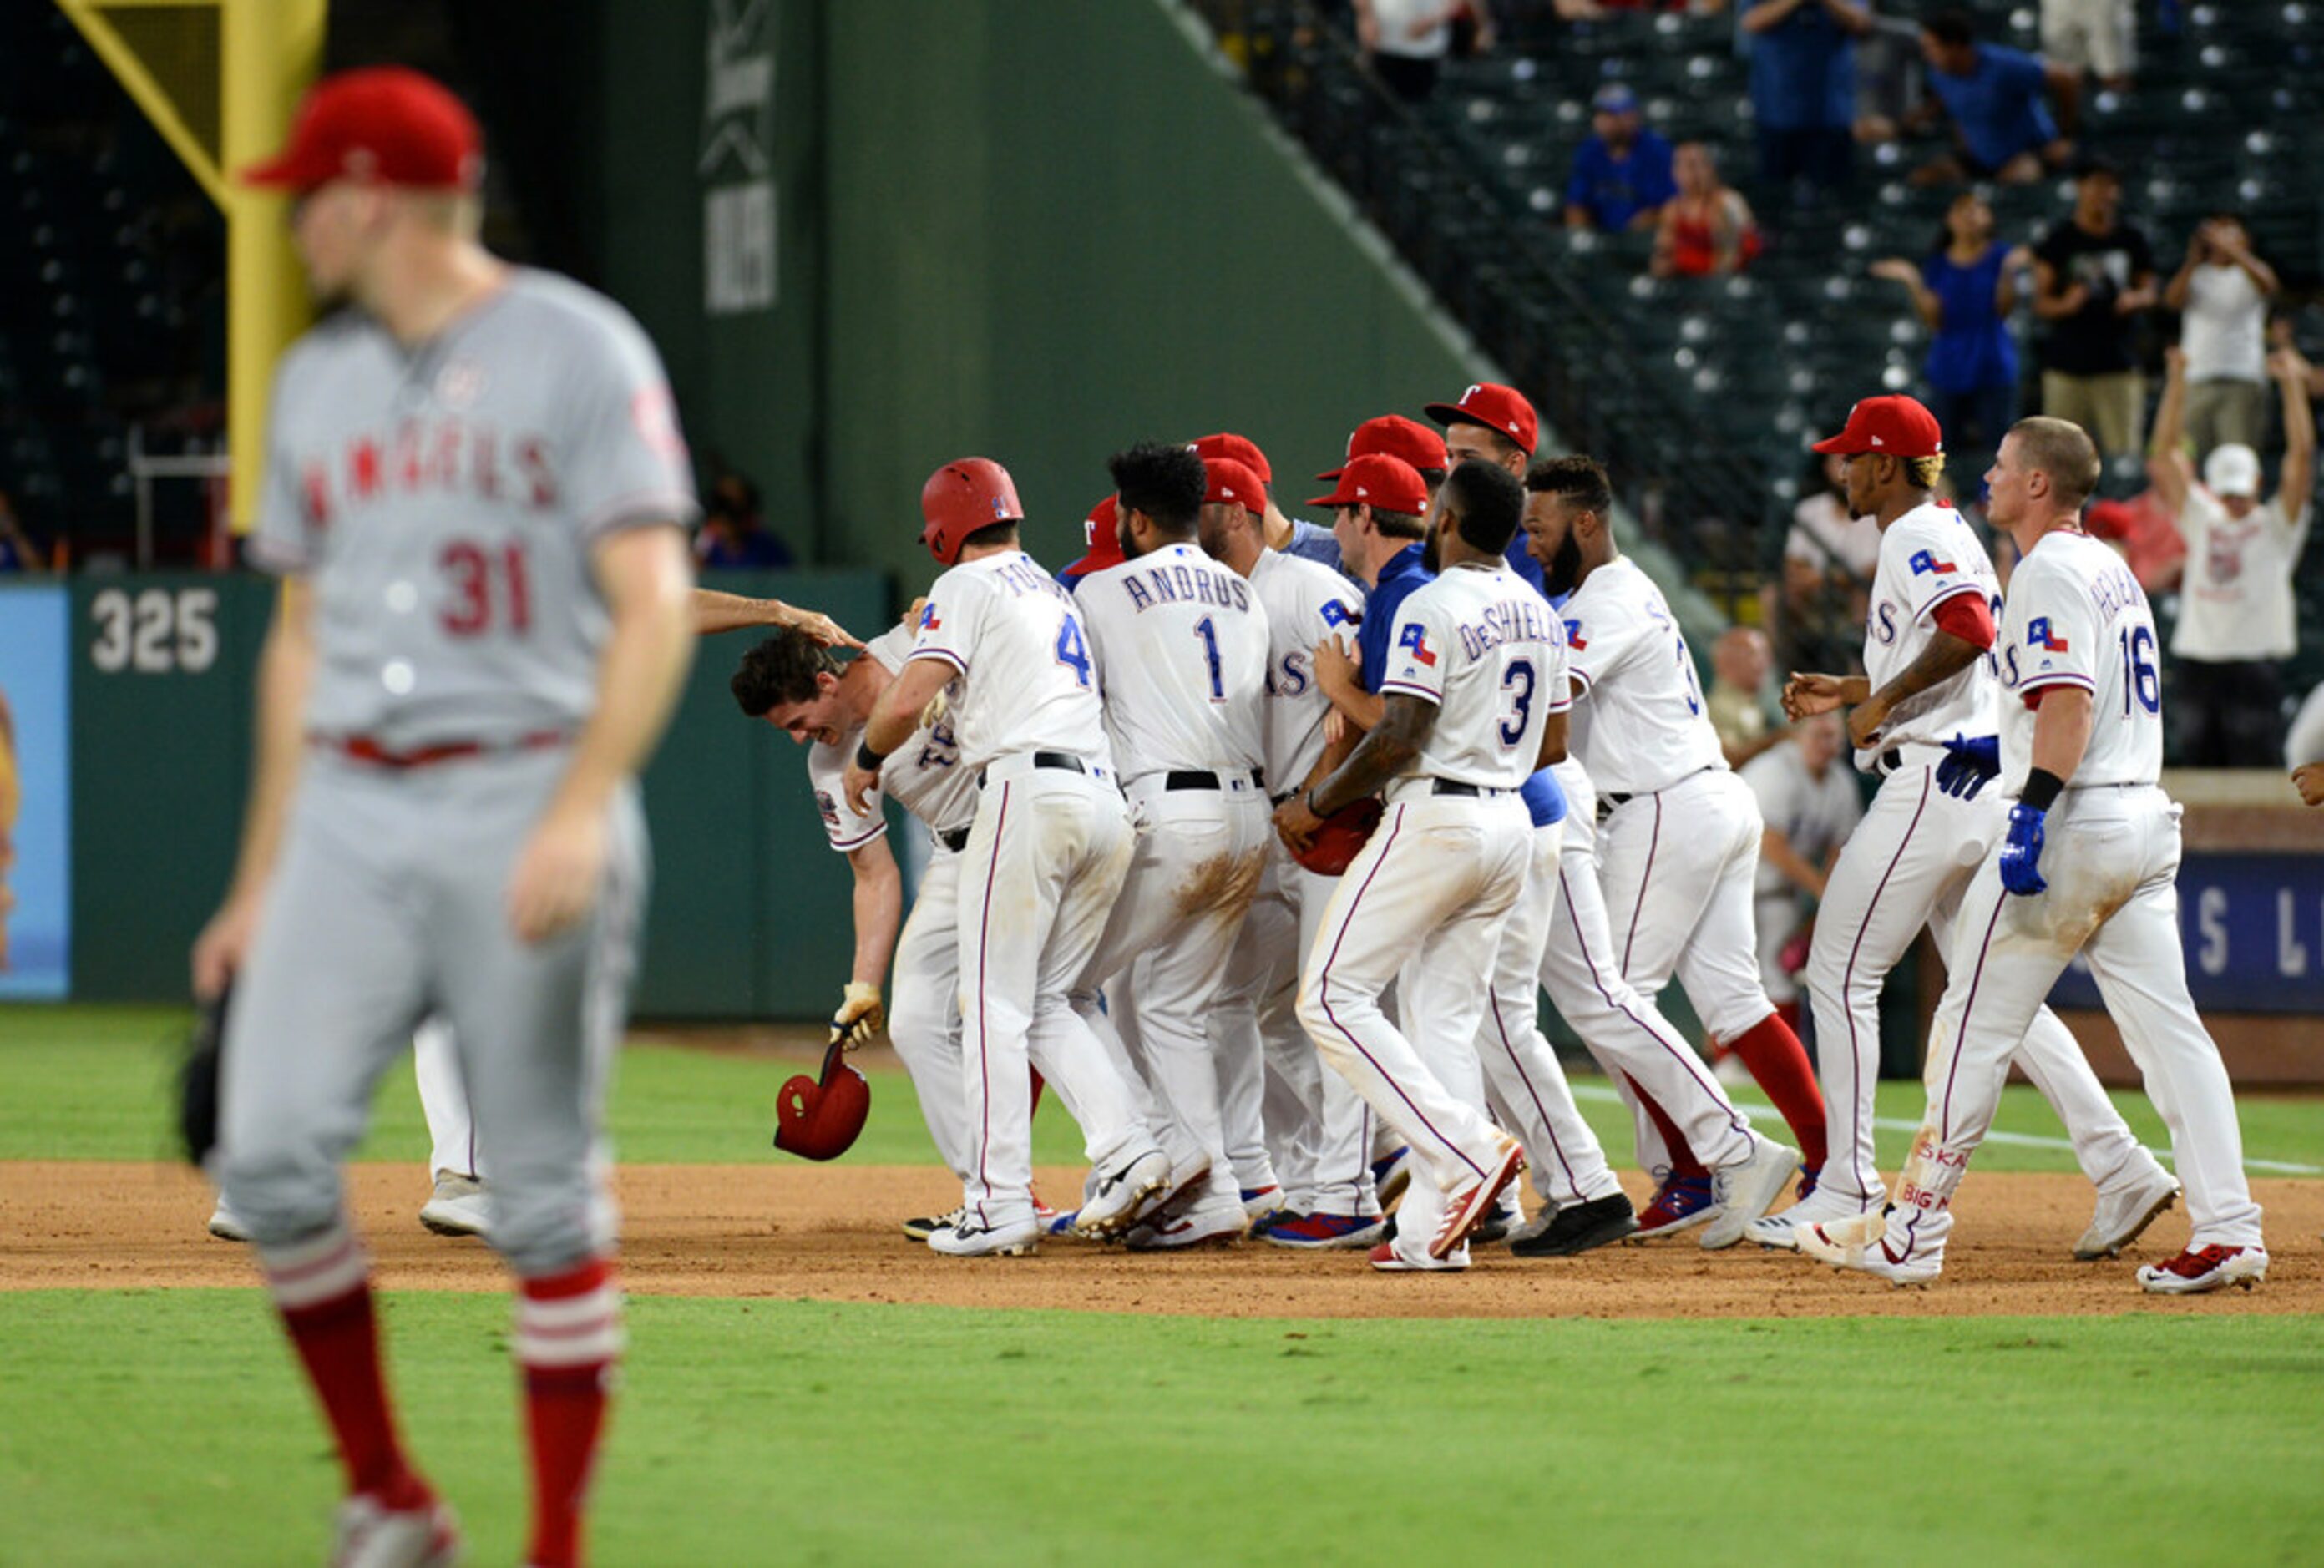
909, 549, 1113, 774
1859, 501, 2001, 767
1378, 561, 1566, 789
803, 625, 977, 852
1076, 540, 1268, 785
2170, 488, 2311, 662
1996, 529, 2162, 792
1741, 743, 1864, 898
1247, 546, 1363, 795
1562, 556, 1724, 796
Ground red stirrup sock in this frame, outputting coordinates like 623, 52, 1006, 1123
1623, 1074, 1709, 1180
518, 1257, 623, 1568
1727, 1013, 1829, 1170
261, 1221, 429, 1509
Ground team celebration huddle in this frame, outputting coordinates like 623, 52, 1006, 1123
725, 384, 2265, 1293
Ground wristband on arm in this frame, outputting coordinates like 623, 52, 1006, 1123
2019, 767, 2065, 812
854, 739, 888, 772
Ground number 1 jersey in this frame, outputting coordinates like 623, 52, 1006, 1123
1075, 541, 1268, 787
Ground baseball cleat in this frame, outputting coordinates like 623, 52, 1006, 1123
1626, 1171, 1717, 1241
331, 1494, 462, 1568
207, 1201, 252, 1243
1745, 1186, 1883, 1252
927, 1218, 1041, 1257
1794, 1208, 1942, 1286
1430, 1137, 1525, 1261
1511, 1192, 1638, 1257
1073, 1147, 1174, 1240
1371, 1146, 1413, 1209
1253, 1210, 1388, 1250
1699, 1138, 1800, 1251
417, 1171, 489, 1238
2136, 1243, 2268, 1295
2075, 1167, 2180, 1260
902, 1206, 966, 1243
1240, 1185, 1288, 1229
1368, 1240, 1466, 1272
1469, 1186, 1525, 1247
1127, 1195, 1247, 1252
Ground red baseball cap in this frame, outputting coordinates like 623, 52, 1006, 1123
1424, 382, 1537, 455
1065, 493, 1126, 577
1191, 432, 1273, 487
241, 67, 484, 194
1202, 457, 1268, 516
1811, 395, 1944, 458
1317, 414, 1449, 481
1305, 453, 1430, 515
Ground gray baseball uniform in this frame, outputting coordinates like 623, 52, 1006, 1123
217, 269, 696, 1275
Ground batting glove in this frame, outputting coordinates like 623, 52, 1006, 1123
828, 981, 886, 1050
1997, 803, 2048, 897
1935, 733, 2001, 799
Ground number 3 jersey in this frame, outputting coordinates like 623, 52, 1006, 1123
1076, 540, 1268, 787
1995, 529, 2161, 792
1378, 561, 1567, 789
248, 268, 700, 751
1859, 501, 2000, 768
909, 548, 1114, 774
1560, 556, 1723, 797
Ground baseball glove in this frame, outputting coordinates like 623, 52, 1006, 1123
175, 985, 231, 1167
828, 981, 886, 1050
1292, 798, 1385, 877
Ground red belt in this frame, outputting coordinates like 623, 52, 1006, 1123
319, 731, 570, 771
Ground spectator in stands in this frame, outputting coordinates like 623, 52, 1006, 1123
1353, 0, 1488, 103
1741, 711, 1861, 1038
1650, 141, 1762, 278
696, 469, 793, 570
1910, 8, 2077, 187
2041, 0, 2134, 94
2083, 488, 2187, 593
2033, 158, 2157, 466
2287, 680, 2324, 805
1870, 192, 2032, 502
1562, 84, 1677, 234
1556, 0, 1729, 17
0, 490, 42, 574
1739, 0, 1870, 204
1708, 625, 1782, 766
1766, 451, 1877, 675
2165, 215, 2278, 461
2149, 342, 2314, 766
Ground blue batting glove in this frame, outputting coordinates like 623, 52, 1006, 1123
1997, 802, 2048, 896
1935, 733, 2001, 799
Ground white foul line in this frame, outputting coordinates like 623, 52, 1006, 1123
1565, 1081, 2324, 1177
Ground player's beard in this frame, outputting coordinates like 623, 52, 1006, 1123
1420, 524, 1443, 575
1541, 529, 1584, 597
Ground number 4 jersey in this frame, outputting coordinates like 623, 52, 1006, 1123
1074, 540, 1268, 787
1561, 556, 1724, 797
1378, 561, 1567, 789
909, 548, 1115, 775
248, 268, 701, 751
1996, 529, 2162, 792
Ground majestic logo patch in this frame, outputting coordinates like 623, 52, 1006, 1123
2027, 616, 2068, 652
1562, 618, 1587, 652
1397, 623, 1437, 667
1908, 549, 1958, 576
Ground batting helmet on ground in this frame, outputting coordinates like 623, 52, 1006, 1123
920, 458, 1023, 565
772, 1041, 870, 1161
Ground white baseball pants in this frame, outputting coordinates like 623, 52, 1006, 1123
413, 1017, 484, 1181
889, 842, 970, 1180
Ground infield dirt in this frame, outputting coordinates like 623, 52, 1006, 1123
4, 1160, 2318, 1319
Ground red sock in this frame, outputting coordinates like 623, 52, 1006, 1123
1728, 1012, 1829, 1170
1623, 1074, 1708, 1180
519, 1258, 623, 1568
264, 1227, 428, 1509
1028, 1067, 1046, 1119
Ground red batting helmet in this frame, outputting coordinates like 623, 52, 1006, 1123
920, 458, 1024, 566
772, 1042, 870, 1161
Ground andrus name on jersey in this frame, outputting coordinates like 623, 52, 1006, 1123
298, 417, 556, 527
1119, 559, 1253, 615
1454, 595, 1557, 661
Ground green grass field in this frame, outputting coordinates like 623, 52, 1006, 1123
3, 1004, 2320, 1565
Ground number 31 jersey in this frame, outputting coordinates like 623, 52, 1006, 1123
1561, 556, 1724, 797
1378, 562, 1567, 790
1076, 541, 1268, 787
248, 269, 701, 752
1996, 529, 2161, 792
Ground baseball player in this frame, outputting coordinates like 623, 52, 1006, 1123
1057, 492, 1126, 591
1767, 395, 2173, 1255
1517, 457, 1800, 1251
843, 458, 1172, 1257
729, 620, 985, 1237
1192, 432, 1341, 570
1424, 382, 1550, 592
1800, 417, 2269, 1292
1274, 458, 1552, 1272
1067, 443, 1273, 1249
1522, 456, 1817, 1243
1196, 458, 1385, 1246
192, 69, 696, 1566
1739, 713, 1860, 1038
